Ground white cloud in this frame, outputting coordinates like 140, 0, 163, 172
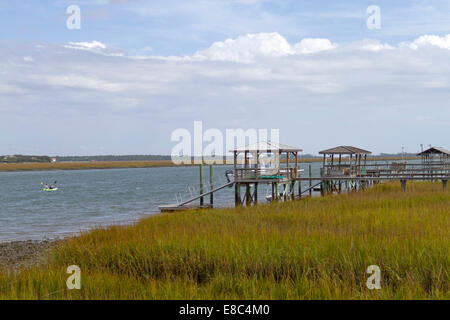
23, 56, 34, 63
192, 33, 294, 63
293, 38, 337, 54
64, 41, 124, 56
65, 40, 106, 51
405, 34, 450, 50
189, 33, 450, 63
351, 39, 395, 52
123, 33, 450, 64
192, 33, 337, 63
35, 74, 123, 93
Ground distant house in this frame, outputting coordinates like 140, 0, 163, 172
50, 158, 57, 163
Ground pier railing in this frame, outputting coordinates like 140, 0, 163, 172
234, 167, 298, 181
321, 162, 450, 178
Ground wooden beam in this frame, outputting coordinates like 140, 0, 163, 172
233, 151, 237, 178
199, 164, 204, 206
209, 165, 213, 205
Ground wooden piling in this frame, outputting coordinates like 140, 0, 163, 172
400, 179, 407, 192
298, 180, 302, 199
309, 164, 312, 197
235, 183, 241, 206
200, 164, 204, 206
245, 184, 251, 205
209, 165, 213, 205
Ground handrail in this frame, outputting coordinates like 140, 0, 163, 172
234, 167, 298, 180
176, 181, 235, 206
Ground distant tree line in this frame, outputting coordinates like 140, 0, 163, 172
55, 155, 172, 162
0, 155, 52, 163
378, 153, 419, 157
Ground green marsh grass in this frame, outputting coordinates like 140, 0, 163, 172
0, 182, 448, 299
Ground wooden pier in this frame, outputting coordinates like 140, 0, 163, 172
159, 144, 449, 211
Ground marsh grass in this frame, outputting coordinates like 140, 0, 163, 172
0, 182, 448, 299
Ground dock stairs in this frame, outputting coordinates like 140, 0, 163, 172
158, 180, 235, 212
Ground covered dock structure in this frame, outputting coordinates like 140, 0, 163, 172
319, 146, 372, 177
418, 147, 450, 180
231, 141, 302, 205
418, 147, 450, 165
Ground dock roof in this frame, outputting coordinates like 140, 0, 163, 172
418, 147, 450, 156
319, 146, 372, 155
230, 141, 302, 153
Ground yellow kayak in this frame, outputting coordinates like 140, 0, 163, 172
43, 188, 58, 191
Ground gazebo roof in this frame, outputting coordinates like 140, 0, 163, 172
319, 146, 372, 155
418, 147, 450, 156
230, 140, 302, 153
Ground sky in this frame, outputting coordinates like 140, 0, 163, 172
0, 0, 449, 156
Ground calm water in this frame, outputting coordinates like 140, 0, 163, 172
0, 160, 384, 241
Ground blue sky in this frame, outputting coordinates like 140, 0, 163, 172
0, 1, 449, 155
2, 0, 450, 54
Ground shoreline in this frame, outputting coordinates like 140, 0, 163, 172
0, 239, 63, 271
0, 213, 161, 270
0, 160, 188, 173
0, 157, 421, 173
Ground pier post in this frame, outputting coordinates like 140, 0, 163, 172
443, 180, 447, 191
200, 164, 204, 206
309, 165, 312, 197
400, 179, 407, 192
291, 182, 295, 200
245, 184, 252, 205
271, 182, 275, 201
235, 183, 241, 206
209, 165, 213, 205
298, 181, 302, 200
274, 182, 280, 201
286, 184, 289, 200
